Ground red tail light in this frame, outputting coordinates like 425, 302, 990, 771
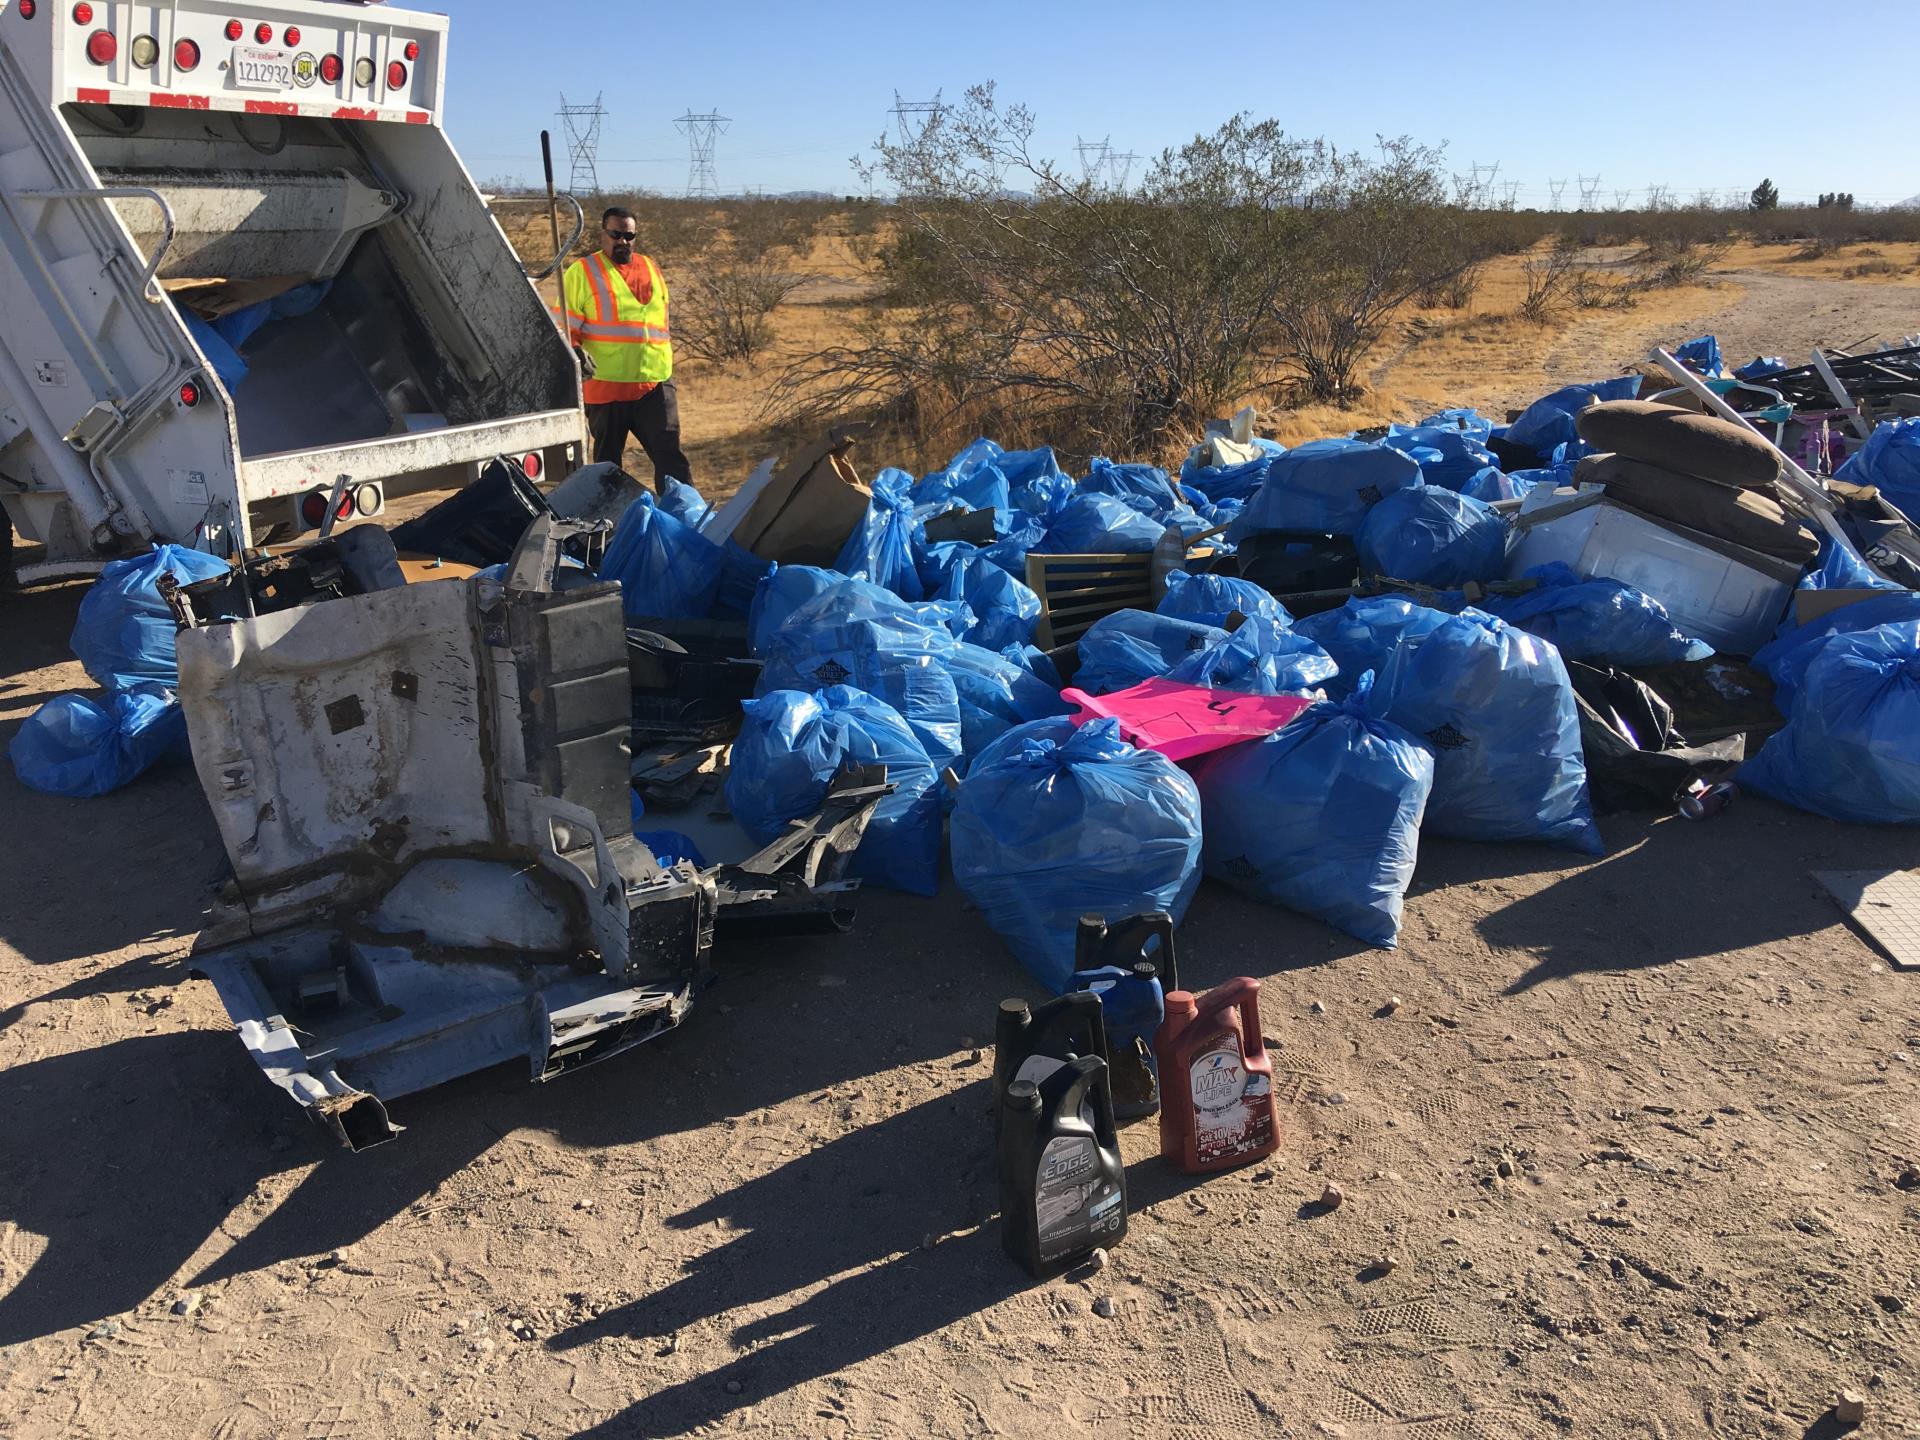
385, 60, 406, 90
85, 28, 114, 63
173, 37, 198, 69
318, 53, 341, 83
282, 23, 299, 44
18, 0, 36, 18
178, 380, 200, 407
253, 21, 270, 42
402, 39, 418, 60
299, 488, 356, 529
71, 1, 90, 22
521, 452, 543, 480
223, 17, 241, 39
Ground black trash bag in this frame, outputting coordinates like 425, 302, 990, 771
1567, 661, 1744, 812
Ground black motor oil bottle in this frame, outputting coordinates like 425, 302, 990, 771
991, 992, 1110, 1127
998, 1055, 1128, 1278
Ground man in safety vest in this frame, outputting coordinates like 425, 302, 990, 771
563, 206, 692, 492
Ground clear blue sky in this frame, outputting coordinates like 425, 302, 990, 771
439, 0, 1920, 207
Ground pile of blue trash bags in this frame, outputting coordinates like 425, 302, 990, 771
26, 368, 1920, 997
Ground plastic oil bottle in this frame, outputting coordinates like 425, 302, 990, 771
1068, 913, 1177, 1121
992, 991, 1109, 1123
1155, 976, 1279, 1174
998, 1054, 1128, 1278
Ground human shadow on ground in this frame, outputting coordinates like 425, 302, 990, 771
1480, 799, 1920, 993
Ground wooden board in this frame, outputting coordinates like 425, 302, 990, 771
1813, 869, 1920, 970
1025, 552, 1156, 648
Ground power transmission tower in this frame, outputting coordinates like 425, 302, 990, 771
556, 93, 605, 195
1613, 187, 1632, 210
1547, 177, 1568, 211
673, 109, 731, 199
1646, 183, 1672, 210
1107, 149, 1139, 192
890, 90, 943, 145
1075, 135, 1112, 185
1577, 174, 1602, 210
1501, 180, 1520, 208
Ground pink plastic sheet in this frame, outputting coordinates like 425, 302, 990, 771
1060, 678, 1312, 762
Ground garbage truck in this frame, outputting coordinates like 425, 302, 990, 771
0, 0, 586, 587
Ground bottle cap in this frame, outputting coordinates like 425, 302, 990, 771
1132, 960, 1158, 980
1164, 989, 1199, 1019
998, 997, 1031, 1019
1005, 1080, 1041, 1111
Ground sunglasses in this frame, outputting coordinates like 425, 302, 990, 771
606, 229, 637, 240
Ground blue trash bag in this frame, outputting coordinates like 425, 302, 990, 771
1675, 335, 1724, 377
1038, 493, 1168, 554
600, 492, 725, 620
1356, 485, 1507, 586
1001, 642, 1065, 690
1079, 458, 1185, 520
747, 564, 843, 654
1799, 531, 1899, 595
912, 457, 1010, 520
950, 716, 1203, 992
213, 278, 330, 350
1479, 562, 1713, 667
1740, 623, 1920, 825
11, 683, 190, 798
1071, 610, 1226, 696
1367, 609, 1601, 853
1734, 356, 1787, 382
1459, 466, 1533, 503
181, 313, 249, 389
1203, 495, 1246, 530
835, 467, 928, 600
1505, 375, 1641, 461
713, 541, 773, 621
1384, 425, 1499, 493
71, 545, 231, 691
1835, 417, 1920, 518
1191, 674, 1436, 947
947, 641, 1074, 768
1419, 407, 1495, 443
1165, 614, 1339, 695
755, 589, 964, 771
629, 793, 708, 869
1753, 598, 1920, 713
917, 539, 977, 596
997, 446, 1066, 494
1227, 438, 1420, 540
726, 685, 942, 894
977, 512, 1050, 578
1179, 437, 1286, 504
938, 549, 1043, 651
1156, 570, 1292, 628
658, 477, 714, 530
1294, 595, 1455, 700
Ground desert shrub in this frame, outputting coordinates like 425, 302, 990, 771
1518, 236, 1582, 322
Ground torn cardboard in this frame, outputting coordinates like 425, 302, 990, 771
729, 423, 873, 566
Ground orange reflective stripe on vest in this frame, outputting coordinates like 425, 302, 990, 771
564, 251, 672, 387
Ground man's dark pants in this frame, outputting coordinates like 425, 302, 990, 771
585, 382, 692, 493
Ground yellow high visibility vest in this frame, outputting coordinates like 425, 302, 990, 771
563, 252, 673, 399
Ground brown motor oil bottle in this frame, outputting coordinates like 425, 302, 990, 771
998, 1055, 1128, 1278
1155, 977, 1279, 1174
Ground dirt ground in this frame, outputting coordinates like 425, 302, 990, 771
3, 264, 1920, 1440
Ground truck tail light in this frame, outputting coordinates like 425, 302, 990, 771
85, 28, 115, 63
71, 1, 90, 22
282, 24, 299, 44
299, 488, 356, 529
223, 17, 241, 39
178, 380, 200, 407
319, 53, 341, 83
174, 37, 198, 69
521, 452, 543, 480
403, 39, 418, 60
353, 483, 383, 516
253, 21, 271, 42
18, 0, 36, 19
385, 60, 406, 90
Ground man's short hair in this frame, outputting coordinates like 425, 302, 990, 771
603, 206, 634, 227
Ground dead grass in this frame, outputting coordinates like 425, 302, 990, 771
1721, 238, 1920, 285
495, 209, 1737, 502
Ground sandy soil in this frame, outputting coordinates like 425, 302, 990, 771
2, 263, 1920, 1440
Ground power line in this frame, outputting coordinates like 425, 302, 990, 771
1577, 174, 1602, 210
890, 89, 943, 145
1075, 134, 1111, 184
1547, 177, 1568, 211
556, 93, 604, 195
1107, 149, 1139, 191
673, 109, 731, 199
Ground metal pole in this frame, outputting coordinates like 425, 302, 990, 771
541, 130, 568, 337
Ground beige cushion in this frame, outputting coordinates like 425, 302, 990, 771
1574, 453, 1817, 566
1574, 400, 1782, 490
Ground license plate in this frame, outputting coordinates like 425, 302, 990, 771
230, 45, 292, 90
